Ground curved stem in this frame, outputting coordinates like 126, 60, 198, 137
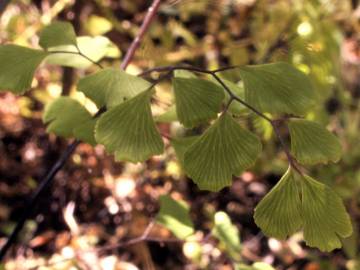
120, 0, 162, 70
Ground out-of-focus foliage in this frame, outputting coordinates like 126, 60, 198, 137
1, 0, 360, 269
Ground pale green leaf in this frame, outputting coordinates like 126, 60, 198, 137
45, 36, 120, 68
77, 68, 151, 108
95, 89, 164, 162
170, 136, 199, 167
85, 15, 113, 36
184, 113, 262, 191
238, 62, 315, 115
73, 119, 97, 146
39, 21, 77, 49
212, 211, 241, 260
156, 195, 194, 239
173, 77, 224, 127
43, 97, 93, 138
289, 119, 342, 165
254, 167, 302, 239
0, 45, 48, 94
155, 105, 178, 123
301, 175, 353, 252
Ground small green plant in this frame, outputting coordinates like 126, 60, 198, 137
0, 20, 352, 252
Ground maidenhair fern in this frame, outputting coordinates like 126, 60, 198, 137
0, 21, 352, 252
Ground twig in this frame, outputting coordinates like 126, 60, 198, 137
0, 0, 163, 261
120, 0, 162, 70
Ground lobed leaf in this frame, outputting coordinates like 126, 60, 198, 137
170, 136, 200, 167
43, 97, 93, 140
238, 62, 315, 115
288, 119, 342, 165
73, 119, 97, 146
39, 21, 77, 49
184, 113, 262, 191
301, 175, 353, 252
156, 195, 194, 239
78, 68, 151, 108
254, 167, 353, 252
0, 45, 48, 94
254, 167, 302, 239
173, 77, 224, 128
95, 89, 164, 163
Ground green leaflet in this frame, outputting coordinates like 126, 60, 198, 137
173, 77, 224, 128
0, 45, 48, 94
170, 136, 200, 167
45, 36, 120, 69
212, 211, 242, 260
95, 89, 164, 163
254, 167, 353, 252
73, 119, 97, 146
43, 97, 94, 142
238, 62, 315, 115
288, 119, 342, 165
156, 195, 194, 239
254, 167, 302, 239
77, 68, 151, 108
184, 113, 262, 191
301, 175, 353, 252
39, 21, 77, 49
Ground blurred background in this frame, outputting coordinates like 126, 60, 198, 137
0, 0, 360, 269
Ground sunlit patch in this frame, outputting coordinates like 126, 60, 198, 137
297, 21, 313, 37
115, 177, 136, 199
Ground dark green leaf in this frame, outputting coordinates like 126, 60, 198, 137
254, 167, 302, 239
184, 113, 262, 191
289, 119, 342, 165
170, 136, 199, 167
301, 174, 353, 252
173, 77, 224, 127
238, 62, 315, 115
78, 68, 151, 108
95, 89, 164, 162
